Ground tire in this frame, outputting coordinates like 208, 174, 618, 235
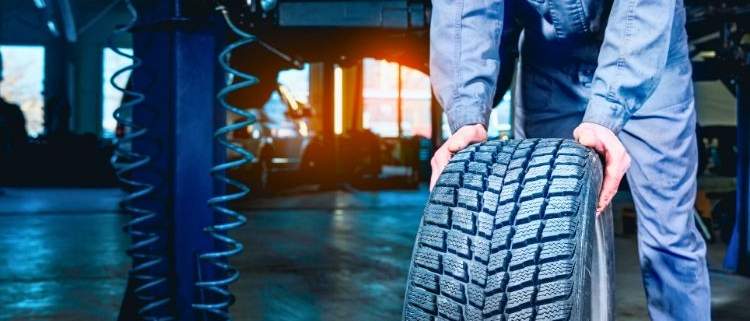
403, 138, 614, 321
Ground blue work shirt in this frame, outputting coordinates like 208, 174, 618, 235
431, 0, 691, 134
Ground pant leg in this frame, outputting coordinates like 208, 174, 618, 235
518, 42, 711, 320
515, 58, 591, 138
618, 60, 710, 320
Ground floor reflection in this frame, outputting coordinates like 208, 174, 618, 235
1, 188, 749, 321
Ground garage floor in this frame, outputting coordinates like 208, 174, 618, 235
1, 188, 748, 321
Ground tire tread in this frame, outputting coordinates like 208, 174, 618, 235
405, 139, 593, 321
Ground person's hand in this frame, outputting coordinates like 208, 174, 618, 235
573, 122, 631, 214
430, 124, 487, 191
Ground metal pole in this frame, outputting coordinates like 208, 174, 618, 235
320, 62, 337, 187
171, 25, 226, 320
397, 64, 403, 138
123, 1, 225, 320
736, 62, 750, 276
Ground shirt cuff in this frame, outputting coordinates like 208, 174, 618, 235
582, 95, 631, 134
446, 103, 492, 134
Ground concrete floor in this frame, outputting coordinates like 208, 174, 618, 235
0, 187, 748, 321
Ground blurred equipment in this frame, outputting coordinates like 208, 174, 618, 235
231, 84, 320, 192
32, 0, 77, 42
687, 0, 750, 275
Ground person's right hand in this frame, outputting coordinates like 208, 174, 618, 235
430, 124, 488, 191
573, 122, 631, 214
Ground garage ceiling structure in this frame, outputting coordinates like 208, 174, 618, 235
227, 0, 431, 71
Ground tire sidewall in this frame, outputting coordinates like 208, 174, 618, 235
571, 151, 613, 321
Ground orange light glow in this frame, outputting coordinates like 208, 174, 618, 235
362, 58, 432, 138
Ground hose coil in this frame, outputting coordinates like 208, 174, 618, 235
110, 1, 173, 320
191, 6, 256, 319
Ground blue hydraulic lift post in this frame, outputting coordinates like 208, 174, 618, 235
737, 63, 750, 276
172, 25, 227, 321
124, 1, 226, 320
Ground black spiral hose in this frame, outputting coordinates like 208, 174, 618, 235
109, 1, 173, 320
191, 5, 256, 319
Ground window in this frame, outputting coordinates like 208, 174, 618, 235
0, 45, 45, 137
362, 58, 432, 138
102, 47, 133, 138
490, 90, 513, 137
400, 66, 432, 138
277, 63, 310, 104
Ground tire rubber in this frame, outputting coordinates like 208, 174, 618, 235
403, 138, 614, 321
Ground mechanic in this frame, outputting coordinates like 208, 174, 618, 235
428, 0, 710, 320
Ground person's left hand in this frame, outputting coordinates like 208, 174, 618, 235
429, 124, 488, 191
573, 122, 631, 214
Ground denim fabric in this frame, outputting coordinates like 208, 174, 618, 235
431, 0, 711, 319
431, 0, 691, 135
515, 52, 711, 321
430, 0, 504, 133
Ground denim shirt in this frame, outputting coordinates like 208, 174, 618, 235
431, 0, 687, 134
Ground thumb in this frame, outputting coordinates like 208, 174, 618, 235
447, 136, 472, 153
575, 128, 603, 153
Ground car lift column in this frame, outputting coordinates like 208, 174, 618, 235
122, 1, 226, 320
320, 62, 337, 187
736, 62, 750, 276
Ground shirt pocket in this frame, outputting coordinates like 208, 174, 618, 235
546, 0, 604, 39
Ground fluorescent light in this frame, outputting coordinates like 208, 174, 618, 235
334, 65, 343, 135
46, 21, 59, 36
33, 0, 46, 9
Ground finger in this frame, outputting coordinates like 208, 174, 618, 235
574, 128, 604, 153
449, 125, 487, 152
429, 169, 439, 191
597, 152, 630, 212
446, 136, 472, 153
429, 148, 451, 191
597, 171, 620, 212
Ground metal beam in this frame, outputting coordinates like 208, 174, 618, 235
278, 1, 426, 28
56, 0, 77, 42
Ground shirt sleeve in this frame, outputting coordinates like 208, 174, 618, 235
430, 0, 505, 134
582, 0, 678, 134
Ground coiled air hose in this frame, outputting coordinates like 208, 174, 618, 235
109, 1, 173, 320
191, 5, 256, 319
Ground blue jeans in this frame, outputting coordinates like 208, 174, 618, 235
514, 33, 711, 321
